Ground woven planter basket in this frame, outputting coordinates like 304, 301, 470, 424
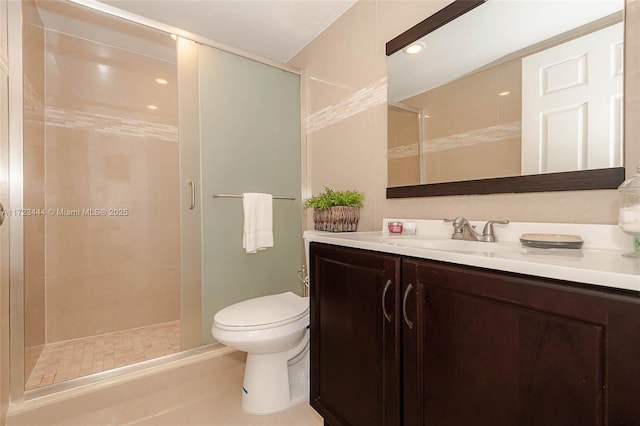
313, 206, 360, 232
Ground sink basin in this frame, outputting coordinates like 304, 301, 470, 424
382, 236, 525, 256
382, 236, 584, 259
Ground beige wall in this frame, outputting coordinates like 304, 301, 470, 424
42, 30, 180, 342
290, 0, 637, 231
627, 0, 640, 178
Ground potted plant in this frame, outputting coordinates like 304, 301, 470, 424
303, 187, 364, 232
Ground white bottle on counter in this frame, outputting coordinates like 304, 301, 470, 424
618, 166, 640, 257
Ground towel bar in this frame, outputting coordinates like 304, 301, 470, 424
212, 194, 296, 200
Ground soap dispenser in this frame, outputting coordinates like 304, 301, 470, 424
618, 165, 640, 257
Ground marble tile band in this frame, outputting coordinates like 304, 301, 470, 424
306, 77, 387, 134
0, 42, 8, 75
45, 107, 178, 142
388, 121, 521, 159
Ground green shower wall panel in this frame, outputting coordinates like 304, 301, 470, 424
199, 45, 302, 344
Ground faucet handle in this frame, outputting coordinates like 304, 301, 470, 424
445, 217, 475, 239
482, 220, 510, 241
444, 217, 469, 229
444, 216, 471, 225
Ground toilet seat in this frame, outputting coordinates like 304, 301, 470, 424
214, 291, 309, 331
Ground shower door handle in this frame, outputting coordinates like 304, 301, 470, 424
187, 180, 196, 210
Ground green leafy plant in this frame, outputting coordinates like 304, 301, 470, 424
303, 187, 364, 210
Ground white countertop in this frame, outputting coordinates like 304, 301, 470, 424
304, 219, 640, 293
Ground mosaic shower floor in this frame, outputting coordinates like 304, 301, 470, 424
25, 320, 180, 390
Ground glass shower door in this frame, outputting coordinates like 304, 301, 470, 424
198, 44, 302, 344
20, 0, 183, 391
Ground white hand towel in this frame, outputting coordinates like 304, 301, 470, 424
242, 193, 274, 254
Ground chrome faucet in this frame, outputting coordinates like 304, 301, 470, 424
444, 217, 509, 242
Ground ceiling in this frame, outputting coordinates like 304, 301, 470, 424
96, 0, 357, 63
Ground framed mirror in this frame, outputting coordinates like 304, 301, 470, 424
386, 0, 626, 198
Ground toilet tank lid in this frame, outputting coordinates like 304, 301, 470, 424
214, 291, 309, 328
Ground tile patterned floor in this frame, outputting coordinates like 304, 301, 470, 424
25, 321, 180, 390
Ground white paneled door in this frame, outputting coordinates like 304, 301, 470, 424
521, 23, 623, 174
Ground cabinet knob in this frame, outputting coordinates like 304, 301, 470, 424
403, 284, 414, 330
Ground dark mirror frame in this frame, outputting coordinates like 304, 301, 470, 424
385, 0, 626, 199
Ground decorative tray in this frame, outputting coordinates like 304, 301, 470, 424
519, 233, 584, 249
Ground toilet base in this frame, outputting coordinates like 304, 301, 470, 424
241, 329, 310, 415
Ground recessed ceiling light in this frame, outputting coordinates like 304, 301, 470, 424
498, 91, 511, 96
155, 78, 168, 85
96, 63, 110, 77
147, 105, 158, 110
423, 114, 430, 119
402, 42, 424, 55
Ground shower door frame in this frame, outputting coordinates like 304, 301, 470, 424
8, 0, 26, 404
7, 0, 303, 403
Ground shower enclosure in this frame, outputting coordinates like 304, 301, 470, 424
21, 0, 181, 390
13, 0, 302, 396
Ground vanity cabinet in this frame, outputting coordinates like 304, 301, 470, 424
402, 258, 640, 426
309, 242, 640, 426
309, 242, 401, 426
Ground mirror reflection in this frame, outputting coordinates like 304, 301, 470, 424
387, 0, 624, 187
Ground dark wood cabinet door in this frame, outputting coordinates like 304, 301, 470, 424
403, 258, 640, 426
309, 243, 401, 426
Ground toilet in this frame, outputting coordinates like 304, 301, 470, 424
211, 291, 310, 415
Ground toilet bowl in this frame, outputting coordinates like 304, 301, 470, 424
211, 291, 310, 414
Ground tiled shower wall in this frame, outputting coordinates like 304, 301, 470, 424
22, 6, 181, 352
42, 30, 181, 343
290, 0, 638, 230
